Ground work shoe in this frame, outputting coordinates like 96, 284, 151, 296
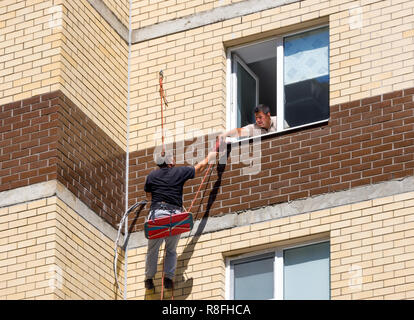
144, 278, 154, 290
163, 277, 173, 289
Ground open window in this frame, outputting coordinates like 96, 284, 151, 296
227, 26, 330, 136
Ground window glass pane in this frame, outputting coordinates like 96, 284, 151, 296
233, 255, 274, 300
283, 242, 330, 300
283, 27, 329, 128
236, 61, 257, 127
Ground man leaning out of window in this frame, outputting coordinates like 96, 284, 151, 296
219, 104, 277, 142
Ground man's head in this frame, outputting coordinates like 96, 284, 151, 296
154, 151, 175, 168
254, 104, 272, 129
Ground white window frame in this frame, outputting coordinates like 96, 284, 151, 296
232, 53, 260, 129
226, 25, 330, 141
225, 238, 330, 300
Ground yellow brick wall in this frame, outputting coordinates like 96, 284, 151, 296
0, 196, 124, 300
330, 0, 414, 104
53, 197, 123, 300
3, 0, 413, 150
129, 0, 414, 151
2, 186, 413, 300
0, 0, 64, 105
59, 0, 128, 150
0, 0, 129, 150
102, 0, 129, 27
129, 33, 226, 151
131, 0, 245, 29
127, 191, 414, 300
0, 198, 59, 300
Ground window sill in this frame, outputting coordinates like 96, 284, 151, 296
225, 118, 329, 145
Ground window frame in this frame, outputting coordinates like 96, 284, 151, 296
232, 53, 260, 128
225, 238, 330, 300
225, 24, 330, 141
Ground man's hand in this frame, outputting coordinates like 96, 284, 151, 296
194, 151, 217, 175
219, 128, 246, 142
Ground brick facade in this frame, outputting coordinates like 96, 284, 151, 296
128, 190, 414, 300
0, 196, 123, 300
1, 0, 414, 301
0, 91, 126, 227
129, 0, 414, 150
0, 94, 59, 192
128, 86, 414, 232
3, 86, 412, 233
0, 0, 128, 150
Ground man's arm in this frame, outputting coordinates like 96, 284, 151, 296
145, 192, 152, 203
218, 127, 250, 142
194, 151, 217, 176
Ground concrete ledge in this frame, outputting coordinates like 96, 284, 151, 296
3, 175, 414, 250
0, 181, 57, 208
132, 0, 300, 43
129, 175, 414, 248
87, 0, 129, 41
55, 181, 120, 242
85, 0, 300, 44
0, 180, 120, 243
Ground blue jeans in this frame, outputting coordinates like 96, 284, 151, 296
145, 208, 181, 280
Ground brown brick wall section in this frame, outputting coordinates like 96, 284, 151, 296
2, 87, 413, 233
56, 92, 126, 226
0, 91, 125, 228
0, 94, 59, 192
128, 87, 414, 232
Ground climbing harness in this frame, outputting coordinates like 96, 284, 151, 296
145, 210, 194, 239
144, 138, 220, 240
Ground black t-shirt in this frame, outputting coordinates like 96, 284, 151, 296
144, 166, 195, 208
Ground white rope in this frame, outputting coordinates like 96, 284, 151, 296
113, 201, 146, 299
121, 0, 133, 301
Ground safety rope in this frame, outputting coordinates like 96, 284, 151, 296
156, 72, 220, 300
159, 70, 168, 155
187, 148, 217, 214
158, 71, 174, 300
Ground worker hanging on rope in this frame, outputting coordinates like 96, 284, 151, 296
143, 70, 221, 294
143, 149, 218, 292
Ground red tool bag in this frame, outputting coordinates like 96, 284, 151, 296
144, 212, 193, 240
